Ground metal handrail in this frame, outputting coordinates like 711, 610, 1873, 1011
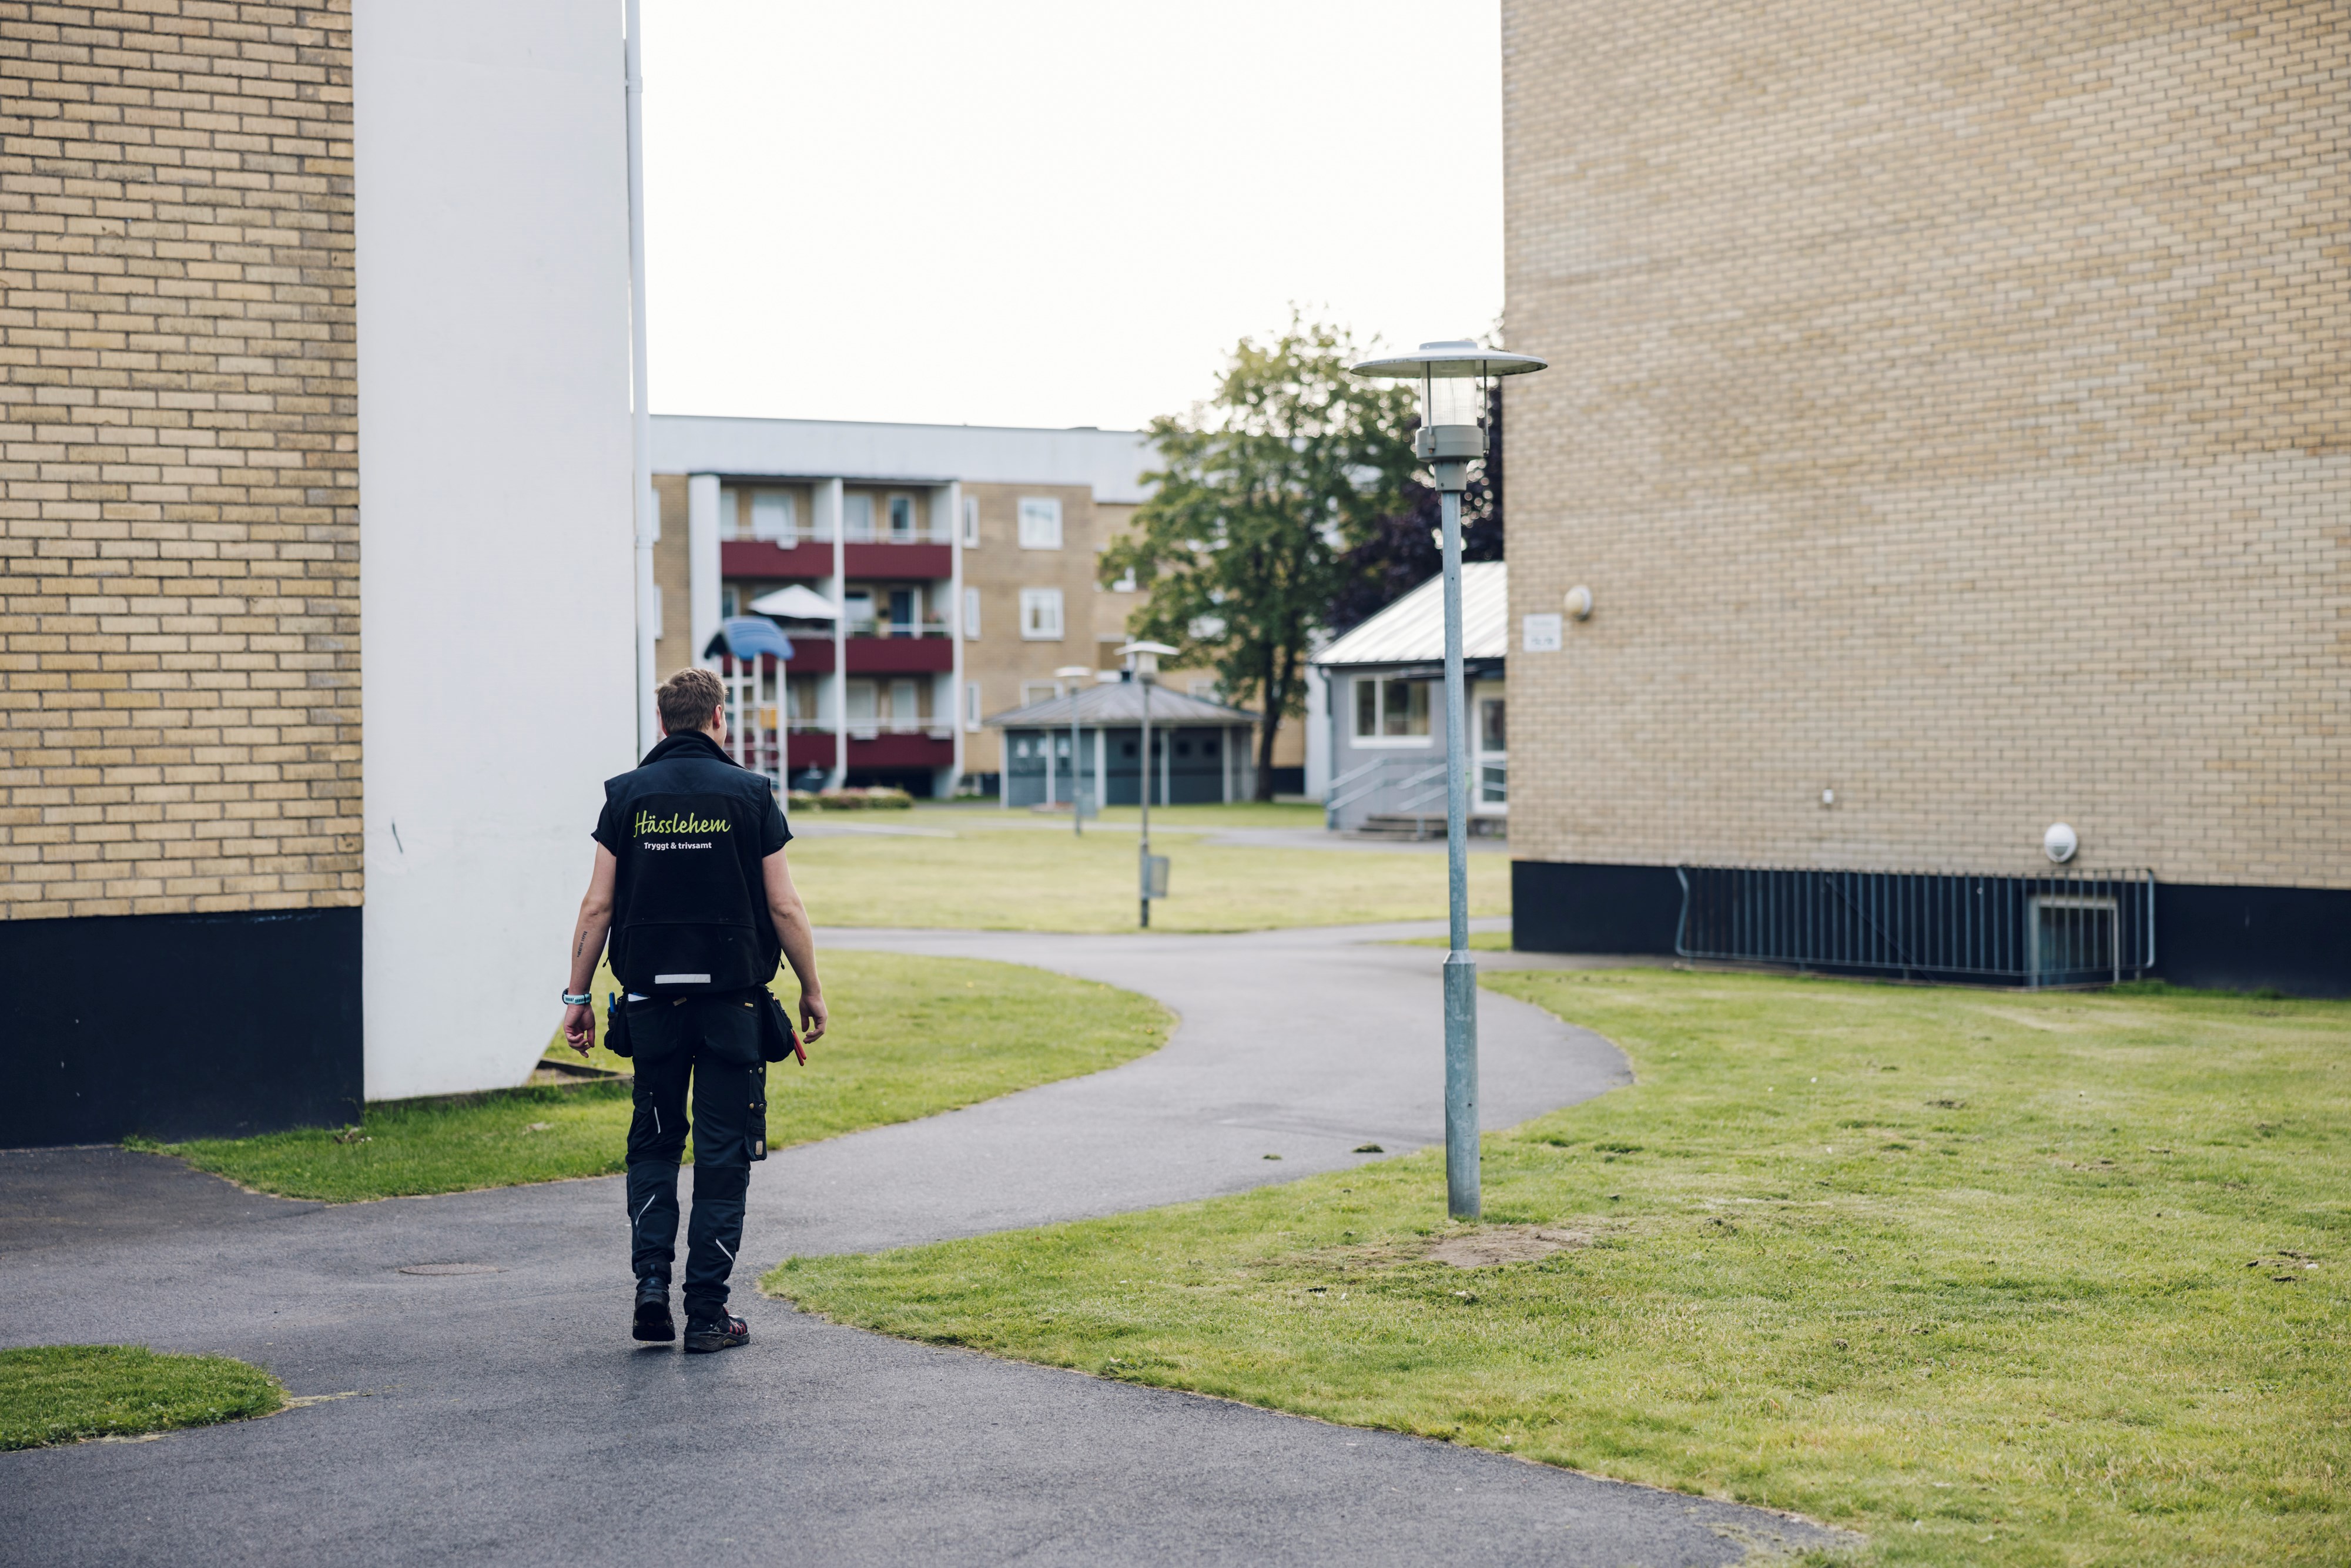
1327, 755, 1451, 824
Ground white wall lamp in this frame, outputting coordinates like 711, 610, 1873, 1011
2044, 823, 2079, 864
1565, 585, 1594, 621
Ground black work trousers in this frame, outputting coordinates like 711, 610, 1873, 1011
623, 993, 767, 1319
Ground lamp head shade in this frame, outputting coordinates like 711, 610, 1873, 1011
1350, 341, 1548, 465
1116, 639, 1178, 678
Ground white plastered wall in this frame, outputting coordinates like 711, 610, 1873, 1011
356, 1, 636, 1100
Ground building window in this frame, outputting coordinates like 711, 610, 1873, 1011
888, 495, 915, 540
962, 495, 979, 547
962, 587, 980, 640
751, 491, 795, 543
1017, 497, 1062, 550
1022, 680, 1062, 708
1111, 568, 1137, 592
721, 584, 740, 617
1352, 675, 1431, 741
844, 494, 875, 542
1020, 588, 1064, 640
845, 679, 877, 729
964, 681, 982, 731
1188, 678, 1219, 701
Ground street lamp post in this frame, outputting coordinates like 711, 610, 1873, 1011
1055, 664, 1094, 837
1118, 641, 1177, 927
1348, 340, 1547, 1221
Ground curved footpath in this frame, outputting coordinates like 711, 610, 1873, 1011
0, 923, 1838, 1567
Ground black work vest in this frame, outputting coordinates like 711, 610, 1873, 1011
593, 732, 791, 996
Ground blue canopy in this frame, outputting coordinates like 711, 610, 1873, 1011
702, 616, 795, 663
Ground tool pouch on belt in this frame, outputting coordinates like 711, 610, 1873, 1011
756, 990, 805, 1066
604, 992, 634, 1059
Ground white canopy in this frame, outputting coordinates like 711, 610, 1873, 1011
747, 584, 839, 620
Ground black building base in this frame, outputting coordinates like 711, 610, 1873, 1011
1511, 860, 2351, 999
1510, 860, 1686, 957
0, 907, 363, 1148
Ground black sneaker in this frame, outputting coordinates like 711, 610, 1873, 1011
682, 1310, 748, 1354
632, 1279, 675, 1342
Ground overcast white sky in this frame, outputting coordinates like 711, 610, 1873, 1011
640, 1, 1502, 433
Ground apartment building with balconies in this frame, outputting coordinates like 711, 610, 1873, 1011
649, 416, 1189, 796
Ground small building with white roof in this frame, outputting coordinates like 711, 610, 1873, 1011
1313, 562, 1508, 835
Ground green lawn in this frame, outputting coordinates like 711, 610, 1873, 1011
771, 970, 2351, 1567
790, 825, 1507, 932
152, 952, 1170, 1202
1, 1346, 283, 1450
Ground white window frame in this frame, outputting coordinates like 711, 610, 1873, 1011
1017, 497, 1063, 550
1019, 587, 1064, 641
1022, 680, 1063, 708
962, 587, 980, 640
750, 491, 795, 544
887, 494, 916, 540
1351, 674, 1434, 748
962, 495, 979, 547
964, 680, 982, 732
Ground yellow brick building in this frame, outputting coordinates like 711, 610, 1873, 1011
1499, 1, 2348, 992
2, 1, 638, 1142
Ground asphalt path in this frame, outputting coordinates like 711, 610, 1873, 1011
1, 923, 1839, 1566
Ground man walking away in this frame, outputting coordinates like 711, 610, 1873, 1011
560, 667, 828, 1353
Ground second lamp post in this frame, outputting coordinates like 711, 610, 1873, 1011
1348, 340, 1546, 1221
1118, 639, 1177, 927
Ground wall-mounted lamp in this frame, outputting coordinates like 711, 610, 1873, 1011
1565, 585, 1594, 621
2044, 823, 2078, 863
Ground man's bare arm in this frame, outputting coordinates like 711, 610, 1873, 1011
762, 847, 828, 1043
560, 845, 619, 1055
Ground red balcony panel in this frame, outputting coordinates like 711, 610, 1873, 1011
849, 733, 955, 768
782, 733, 835, 770
721, 541, 831, 580
843, 636, 953, 674
785, 640, 832, 674
843, 542, 951, 579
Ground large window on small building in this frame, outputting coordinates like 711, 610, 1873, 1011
1352, 675, 1431, 741
888, 495, 916, 540
1017, 497, 1063, 550
1019, 588, 1064, 640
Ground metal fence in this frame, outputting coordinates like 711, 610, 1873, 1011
1674, 865, 2156, 987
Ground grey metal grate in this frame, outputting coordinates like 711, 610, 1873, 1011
1674, 865, 2155, 987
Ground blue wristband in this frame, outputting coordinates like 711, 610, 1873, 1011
561, 990, 592, 1007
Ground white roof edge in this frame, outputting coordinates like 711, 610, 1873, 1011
1314, 561, 1509, 667
651, 413, 1158, 504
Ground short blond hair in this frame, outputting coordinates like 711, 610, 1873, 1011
657, 667, 726, 735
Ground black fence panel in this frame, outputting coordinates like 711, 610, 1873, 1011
1674, 866, 2155, 987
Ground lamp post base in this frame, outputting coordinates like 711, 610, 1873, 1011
1444, 949, 1480, 1220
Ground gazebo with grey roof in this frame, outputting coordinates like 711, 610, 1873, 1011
986, 681, 1261, 808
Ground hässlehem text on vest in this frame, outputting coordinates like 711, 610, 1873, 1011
634, 810, 731, 837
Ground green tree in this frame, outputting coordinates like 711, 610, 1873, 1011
1103, 318, 1417, 799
